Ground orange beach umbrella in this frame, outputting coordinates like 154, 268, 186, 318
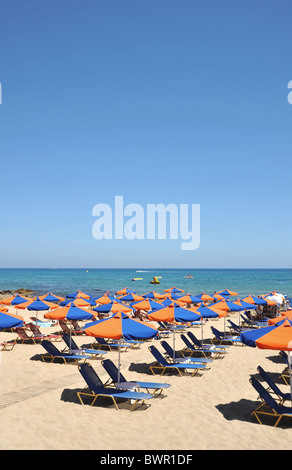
256, 319, 292, 404
83, 312, 158, 382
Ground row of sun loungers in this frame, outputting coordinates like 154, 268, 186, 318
249, 351, 292, 427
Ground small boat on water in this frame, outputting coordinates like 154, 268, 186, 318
184, 274, 194, 279
150, 276, 161, 284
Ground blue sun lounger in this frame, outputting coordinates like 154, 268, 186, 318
187, 331, 229, 350
62, 333, 108, 359
180, 334, 226, 359
250, 376, 292, 427
101, 358, 171, 396
41, 340, 91, 364
92, 337, 132, 351
256, 365, 291, 405
77, 362, 153, 411
211, 327, 243, 346
227, 319, 252, 335
148, 345, 206, 377
160, 340, 212, 364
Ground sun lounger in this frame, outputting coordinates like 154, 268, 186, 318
256, 365, 291, 404
58, 320, 83, 336
104, 338, 144, 349
160, 340, 212, 364
14, 326, 44, 344
62, 333, 107, 359
180, 334, 225, 359
101, 358, 171, 396
40, 340, 91, 364
227, 319, 252, 335
27, 322, 62, 342
240, 314, 266, 328
278, 351, 292, 385
0, 340, 16, 351
250, 376, 292, 427
187, 331, 229, 351
30, 317, 57, 327
91, 337, 133, 351
211, 326, 243, 346
148, 345, 206, 377
77, 362, 153, 411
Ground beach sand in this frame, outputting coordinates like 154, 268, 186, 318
1, 304, 292, 451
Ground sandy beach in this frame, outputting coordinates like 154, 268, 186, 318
1, 300, 292, 451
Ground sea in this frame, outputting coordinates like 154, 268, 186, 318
0, 268, 291, 300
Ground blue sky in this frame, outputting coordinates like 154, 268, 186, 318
0, 0, 291, 268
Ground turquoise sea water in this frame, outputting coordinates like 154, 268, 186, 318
0, 268, 291, 299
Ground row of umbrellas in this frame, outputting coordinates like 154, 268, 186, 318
0, 286, 290, 391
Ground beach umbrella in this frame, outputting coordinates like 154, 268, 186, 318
148, 305, 201, 360
260, 296, 277, 306
161, 298, 186, 307
66, 290, 91, 299
60, 298, 93, 307
218, 289, 238, 297
83, 312, 158, 383
0, 294, 32, 306
192, 305, 227, 343
14, 297, 59, 322
197, 293, 215, 302
242, 295, 267, 306
93, 294, 116, 305
213, 293, 228, 301
39, 292, 65, 302
234, 298, 256, 310
93, 301, 133, 315
131, 299, 164, 313
0, 310, 24, 329
176, 293, 202, 304
115, 287, 136, 296
268, 311, 292, 325
147, 305, 201, 324
45, 304, 97, 349
210, 299, 244, 312
142, 291, 165, 300
118, 293, 145, 302
163, 287, 184, 294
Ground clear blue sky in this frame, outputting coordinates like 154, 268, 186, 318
0, 0, 291, 268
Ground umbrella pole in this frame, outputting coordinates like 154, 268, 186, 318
201, 321, 204, 344
118, 338, 121, 384
289, 351, 292, 406
173, 327, 175, 361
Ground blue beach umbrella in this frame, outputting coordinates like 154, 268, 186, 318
211, 300, 244, 312
0, 311, 24, 329
240, 318, 292, 347
45, 304, 96, 348
10, 295, 31, 306
40, 293, 64, 302
148, 305, 201, 360
242, 295, 267, 306
235, 299, 257, 310
83, 312, 158, 382
194, 305, 227, 343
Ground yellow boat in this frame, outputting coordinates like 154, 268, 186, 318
150, 276, 161, 284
